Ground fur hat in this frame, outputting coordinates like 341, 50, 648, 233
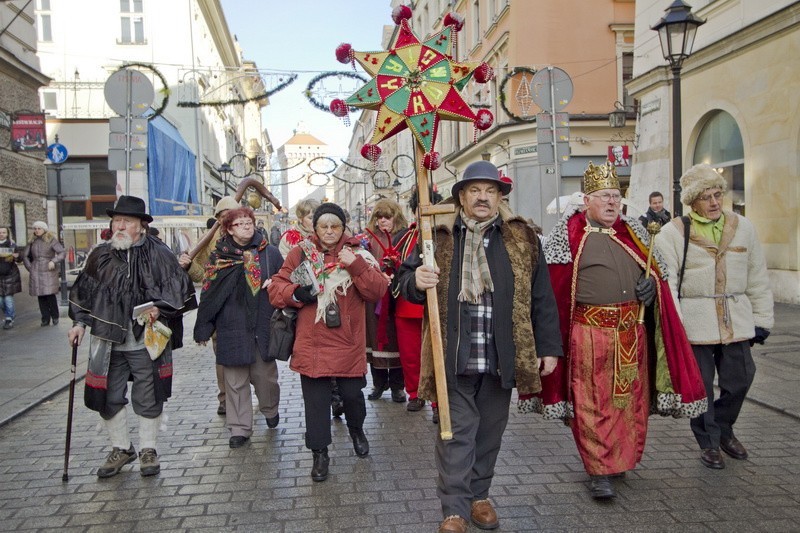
680, 164, 727, 206
106, 195, 153, 223
452, 161, 512, 198
214, 196, 239, 217
32, 221, 49, 231
312, 202, 347, 228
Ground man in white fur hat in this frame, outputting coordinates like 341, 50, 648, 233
656, 164, 773, 470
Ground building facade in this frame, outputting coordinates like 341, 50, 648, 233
342, 0, 637, 234
0, 1, 50, 245
627, 0, 800, 303
34, 0, 270, 221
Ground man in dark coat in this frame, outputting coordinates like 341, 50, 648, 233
638, 191, 672, 228
395, 161, 563, 533
68, 195, 196, 478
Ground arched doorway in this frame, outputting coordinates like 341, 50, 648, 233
692, 110, 745, 214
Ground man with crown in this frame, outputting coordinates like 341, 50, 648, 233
526, 161, 707, 500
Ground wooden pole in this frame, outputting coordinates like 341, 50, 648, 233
187, 177, 281, 261
414, 144, 454, 440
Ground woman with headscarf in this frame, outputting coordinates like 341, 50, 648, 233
268, 202, 387, 482
363, 198, 408, 403
194, 207, 284, 449
23, 221, 65, 326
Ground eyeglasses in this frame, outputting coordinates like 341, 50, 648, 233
697, 191, 724, 203
231, 221, 254, 229
589, 192, 622, 203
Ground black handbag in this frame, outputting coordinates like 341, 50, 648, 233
268, 307, 297, 361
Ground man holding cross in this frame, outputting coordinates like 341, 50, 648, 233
396, 160, 562, 533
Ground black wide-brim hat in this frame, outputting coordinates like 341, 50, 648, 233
451, 160, 512, 198
106, 195, 154, 223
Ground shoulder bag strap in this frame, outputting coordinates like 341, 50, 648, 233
678, 216, 690, 300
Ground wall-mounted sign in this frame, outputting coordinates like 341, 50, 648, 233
11, 113, 47, 151
608, 145, 630, 167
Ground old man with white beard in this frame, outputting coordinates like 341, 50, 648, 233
68, 196, 196, 478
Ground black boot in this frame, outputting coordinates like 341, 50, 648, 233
349, 427, 369, 457
311, 448, 329, 482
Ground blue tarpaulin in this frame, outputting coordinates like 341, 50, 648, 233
147, 114, 198, 215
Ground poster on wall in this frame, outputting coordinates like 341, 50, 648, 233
11, 113, 47, 151
608, 145, 630, 167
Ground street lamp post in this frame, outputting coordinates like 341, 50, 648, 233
218, 162, 233, 196
652, 0, 705, 216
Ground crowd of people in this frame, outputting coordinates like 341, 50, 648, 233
33, 158, 773, 533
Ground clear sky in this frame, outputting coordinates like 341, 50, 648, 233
219, 0, 394, 157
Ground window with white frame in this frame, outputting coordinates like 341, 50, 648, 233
119, 0, 145, 45
42, 91, 58, 112
37, 0, 52, 42
471, 0, 480, 47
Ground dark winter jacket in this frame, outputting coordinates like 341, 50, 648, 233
395, 201, 563, 400
0, 239, 22, 296
194, 233, 284, 366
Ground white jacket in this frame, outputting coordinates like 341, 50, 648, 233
657, 211, 773, 345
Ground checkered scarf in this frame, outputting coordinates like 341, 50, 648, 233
458, 211, 498, 303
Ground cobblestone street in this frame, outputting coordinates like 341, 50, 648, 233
1, 328, 799, 532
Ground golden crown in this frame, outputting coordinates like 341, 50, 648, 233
583, 161, 621, 194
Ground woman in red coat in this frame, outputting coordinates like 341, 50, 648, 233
268, 203, 387, 482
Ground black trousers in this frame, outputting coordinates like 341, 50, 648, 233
370, 365, 404, 391
300, 374, 366, 450
436, 373, 511, 520
37, 294, 59, 322
690, 341, 756, 449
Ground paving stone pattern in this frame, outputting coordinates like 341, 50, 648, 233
1, 338, 799, 533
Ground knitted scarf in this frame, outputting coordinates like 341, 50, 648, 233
458, 210, 499, 303
199, 235, 267, 333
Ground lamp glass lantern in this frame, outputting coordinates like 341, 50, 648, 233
651, 0, 705, 69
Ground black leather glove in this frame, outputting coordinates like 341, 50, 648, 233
749, 326, 770, 346
635, 274, 656, 306
293, 284, 317, 304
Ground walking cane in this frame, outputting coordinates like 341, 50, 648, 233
637, 222, 662, 324
62, 338, 79, 482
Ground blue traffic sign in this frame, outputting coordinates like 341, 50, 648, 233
46, 143, 68, 164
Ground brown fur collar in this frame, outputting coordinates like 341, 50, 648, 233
418, 200, 542, 400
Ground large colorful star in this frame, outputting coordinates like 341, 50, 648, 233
344, 19, 482, 155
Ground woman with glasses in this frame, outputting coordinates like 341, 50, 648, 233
363, 198, 409, 403
268, 203, 386, 482
194, 206, 284, 449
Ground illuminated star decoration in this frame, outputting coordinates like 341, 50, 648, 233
334, 7, 494, 169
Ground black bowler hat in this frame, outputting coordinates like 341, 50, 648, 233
106, 195, 154, 223
451, 160, 512, 198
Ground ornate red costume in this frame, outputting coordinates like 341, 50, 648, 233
529, 209, 707, 476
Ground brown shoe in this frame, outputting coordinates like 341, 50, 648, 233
720, 437, 748, 460
438, 515, 468, 533
700, 448, 725, 469
471, 499, 499, 529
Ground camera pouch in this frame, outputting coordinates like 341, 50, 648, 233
325, 302, 341, 328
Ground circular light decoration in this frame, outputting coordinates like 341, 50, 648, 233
340, 8, 492, 162
498, 66, 538, 123
305, 71, 368, 114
